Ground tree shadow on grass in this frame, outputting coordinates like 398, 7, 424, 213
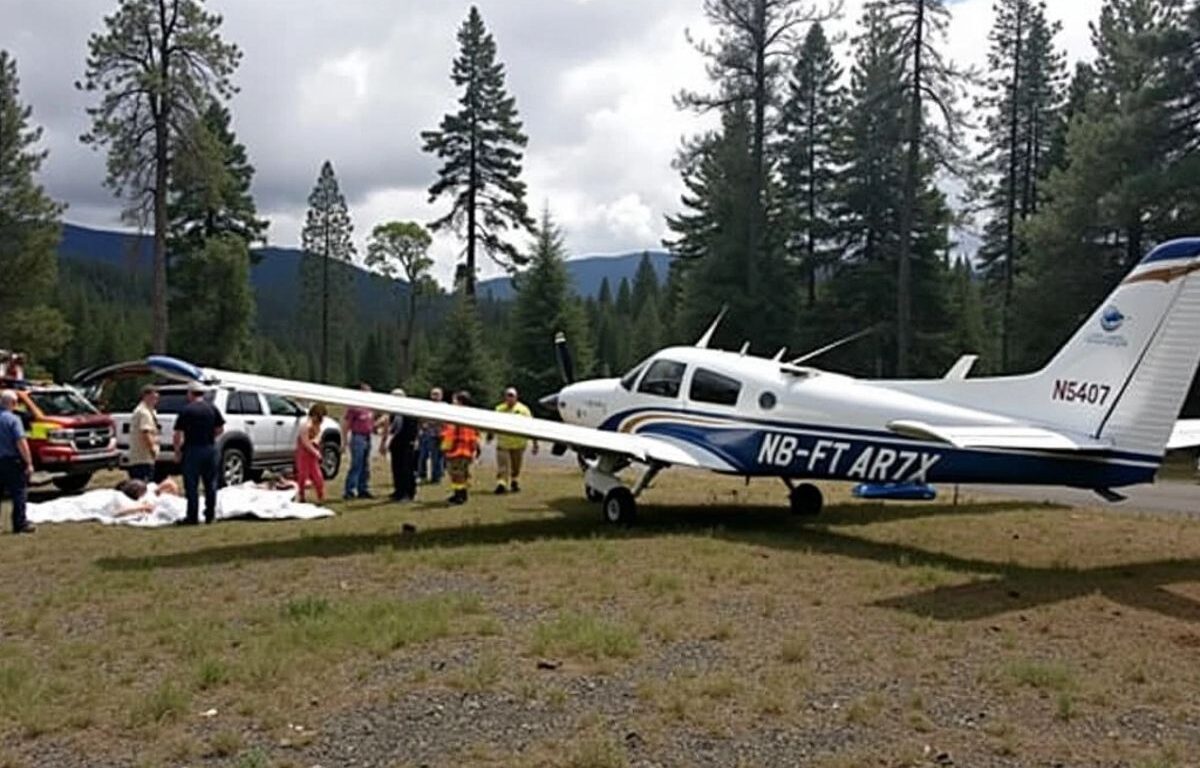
92, 495, 1200, 624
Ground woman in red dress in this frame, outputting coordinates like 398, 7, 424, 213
295, 403, 327, 503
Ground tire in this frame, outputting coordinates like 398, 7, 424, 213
320, 440, 341, 480
585, 485, 603, 503
220, 446, 249, 487
602, 487, 637, 525
52, 473, 92, 494
789, 483, 823, 516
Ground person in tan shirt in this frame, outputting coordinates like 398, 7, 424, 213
127, 385, 160, 481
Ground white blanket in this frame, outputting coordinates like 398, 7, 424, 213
28, 483, 334, 528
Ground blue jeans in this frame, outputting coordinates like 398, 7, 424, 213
0, 458, 28, 532
344, 433, 371, 497
417, 433, 444, 483
182, 445, 218, 523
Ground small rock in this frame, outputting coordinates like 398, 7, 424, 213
1007, 590, 1021, 599
625, 731, 644, 749
200, 708, 218, 718
401, 523, 417, 535
431, 660, 446, 671
536, 659, 561, 670
935, 752, 953, 766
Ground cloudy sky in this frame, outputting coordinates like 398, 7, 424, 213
3, 0, 1103, 283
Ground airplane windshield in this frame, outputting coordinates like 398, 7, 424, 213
620, 362, 647, 391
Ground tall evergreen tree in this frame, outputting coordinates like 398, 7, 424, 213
629, 252, 661, 318
166, 99, 265, 366
0, 50, 71, 364
78, 0, 241, 352
429, 292, 497, 400
508, 209, 591, 401
168, 100, 267, 256
1017, 0, 1199, 369
817, 4, 956, 377
421, 6, 534, 296
779, 22, 844, 306
365, 221, 433, 380
300, 160, 355, 383
168, 234, 254, 366
975, 0, 1063, 370
871, 0, 970, 375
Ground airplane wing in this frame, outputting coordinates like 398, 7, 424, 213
146, 356, 705, 469
887, 419, 1112, 452
1168, 419, 1200, 450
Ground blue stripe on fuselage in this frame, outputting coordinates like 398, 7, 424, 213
600, 408, 1159, 488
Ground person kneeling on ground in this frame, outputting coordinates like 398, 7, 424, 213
441, 391, 480, 506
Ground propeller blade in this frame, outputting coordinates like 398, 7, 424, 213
554, 331, 576, 385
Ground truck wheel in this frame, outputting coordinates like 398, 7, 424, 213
321, 440, 341, 480
221, 447, 248, 487
52, 474, 92, 494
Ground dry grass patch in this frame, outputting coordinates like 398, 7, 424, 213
530, 612, 639, 660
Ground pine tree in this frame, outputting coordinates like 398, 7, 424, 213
78, 0, 241, 352
168, 234, 254, 366
365, 221, 433, 380
779, 22, 844, 306
679, 0, 829, 313
816, 4, 957, 377
167, 99, 264, 366
421, 6, 534, 296
975, 0, 1063, 370
871, 0, 970, 375
0, 51, 71, 364
508, 209, 592, 401
629, 252, 661, 318
1017, 0, 1200, 369
666, 106, 796, 351
429, 293, 497, 400
300, 160, 355, 383
169, 100, 267, 256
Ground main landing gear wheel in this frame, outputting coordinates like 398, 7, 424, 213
789, 483, 823, 516
602, 487, 637, 525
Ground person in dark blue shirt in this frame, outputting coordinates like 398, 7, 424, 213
0, 390, 35, 534
172, 384, 225, 525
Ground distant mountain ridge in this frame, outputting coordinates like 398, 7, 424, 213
56, 223, 671, 303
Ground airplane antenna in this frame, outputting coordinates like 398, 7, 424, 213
695, 305, 728, 349
739, 341, 750, 356
772, 347, 788, 362
790, 325, 877, 365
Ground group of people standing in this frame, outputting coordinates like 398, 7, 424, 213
316, 384, 538, 507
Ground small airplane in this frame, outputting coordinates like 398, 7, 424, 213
147, 237, 1200, 525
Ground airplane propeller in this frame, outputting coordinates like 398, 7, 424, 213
554, 331, 576, 385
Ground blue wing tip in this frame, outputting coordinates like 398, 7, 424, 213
145, 355, 204, 383
1140, 238, 1200, 265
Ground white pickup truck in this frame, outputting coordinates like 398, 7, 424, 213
111, 384, 342, 486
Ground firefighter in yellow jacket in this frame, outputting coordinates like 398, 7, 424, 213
441, 391, 481, 505
489, 386, 538, 494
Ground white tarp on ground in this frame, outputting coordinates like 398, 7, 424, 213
27, 483, 334, 528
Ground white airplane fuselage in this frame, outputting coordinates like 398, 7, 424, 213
554, 345, 1159, 489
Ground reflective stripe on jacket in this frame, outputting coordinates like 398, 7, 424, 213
441, 423, 479, 459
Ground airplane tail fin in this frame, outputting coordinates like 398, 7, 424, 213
1025, 239, 1200, 455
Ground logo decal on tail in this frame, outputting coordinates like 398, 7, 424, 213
1100, 306, 1125, 332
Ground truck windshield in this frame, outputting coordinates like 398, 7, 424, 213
29, 390, 99, 417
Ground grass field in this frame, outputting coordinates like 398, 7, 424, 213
3, 459, 1200, 767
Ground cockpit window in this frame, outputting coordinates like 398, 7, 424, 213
637, 360, 687, 399
690, 368, 742, 406
619, 362, 647, 391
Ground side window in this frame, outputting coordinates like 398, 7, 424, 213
227, 391, 263, 416
637, 360, 687, 399
690, 368, 742, 406
266, 395, 302, 417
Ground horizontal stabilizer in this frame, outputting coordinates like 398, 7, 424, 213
1167, 419, 1200, 450
887, 419, 1112, 452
